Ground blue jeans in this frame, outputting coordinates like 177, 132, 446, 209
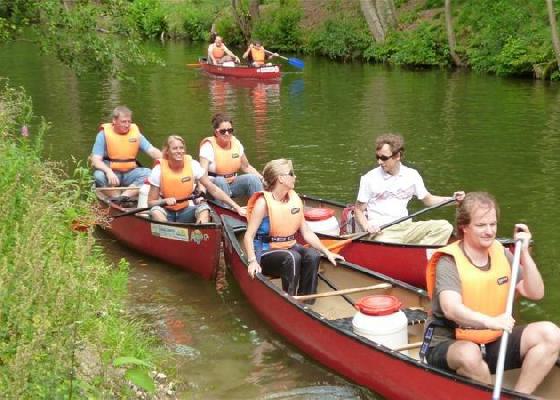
93, 167, 151, 187
211, 174, 263, 206
151, 203, 211, 223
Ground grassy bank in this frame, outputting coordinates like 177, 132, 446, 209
148, 0, 560, 80
0, 80, 168, 398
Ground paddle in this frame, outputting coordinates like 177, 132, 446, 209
112, 193, 205, 218
322, 197, 457, 254
318, 272, 355, 306
292, 283, 391, 301
186, 63, 201, 67
264, 50, 304, 69
492, 238, 523, 400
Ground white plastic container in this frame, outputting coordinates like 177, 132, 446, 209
352, 295, 409, 355
222, 61, 235, 67
304, 208, 340, 236
137, 179, 150, 208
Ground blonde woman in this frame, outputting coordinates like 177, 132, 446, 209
243, 159, 343, 296
148, 135, 245, 223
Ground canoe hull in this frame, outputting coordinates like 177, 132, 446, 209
220, 217, 529, 400
199, 59, 281, 80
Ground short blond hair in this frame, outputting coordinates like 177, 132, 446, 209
161, 135, 185, 159
456, 192, 500, 239
262, 159, 293, 191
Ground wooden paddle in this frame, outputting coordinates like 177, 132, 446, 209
96, 186, 140, 192
264, 50, 304, 69
322, 197, 457, 254
293, 283, 391, 301
186, 63, 201, 67
492, 238, 523, 400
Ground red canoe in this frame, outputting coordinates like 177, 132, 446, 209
96, 189, 221, 280
210, 194, 517, 289
198, 57, 281, 80
220, 215, 559, 399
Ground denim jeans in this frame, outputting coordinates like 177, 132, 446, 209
93, 167, 151, 187
211, 174, 263, 205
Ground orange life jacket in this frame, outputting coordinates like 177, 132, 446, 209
159, 157, 194, 211
247, 190, 303, 249
212, 46, 225, 60
200, 136, 242, 183
250, 47, 266, 66
426, 241, 511, 344
101, 123, 140, 171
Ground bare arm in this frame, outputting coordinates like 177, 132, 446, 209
300, 220, 344, 265
91, 154, 119, 186
223, 44, 240, 62
199, 156, 210, 174
514, 224, 544, 300
199, 175, 245, 215
146, 146, 162, 160
440, 290, 515, 332
354, 201, 380, 234
422, 191, 465, 207
239, 154, 263, 179
244, 197, 266, 278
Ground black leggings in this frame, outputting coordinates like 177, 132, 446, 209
260, 244, 320, 296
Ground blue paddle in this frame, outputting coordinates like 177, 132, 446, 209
265, 50, 304, 69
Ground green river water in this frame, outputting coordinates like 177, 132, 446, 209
1, 39, 560, 399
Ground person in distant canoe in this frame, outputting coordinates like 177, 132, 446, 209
423, 192, 560, 395
244, 159, 343, 296
199, 113, 263, 206
207, 35, 240, 65
148, 135, 245, 224
242, 40, 278, 67
353, 133, 465, 245
91, 105, 162, 200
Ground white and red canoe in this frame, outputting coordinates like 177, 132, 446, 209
198, 58, 281, 80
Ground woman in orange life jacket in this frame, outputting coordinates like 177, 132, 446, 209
199, 113, 264, 207
423, 192, 560, 395
242, 40, 278, 67
243, 159, 344, 297
207, 35, 240, 65
147, 135, 245, 223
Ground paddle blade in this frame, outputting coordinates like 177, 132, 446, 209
288, 57, 304, 69
320, 238, 352, 254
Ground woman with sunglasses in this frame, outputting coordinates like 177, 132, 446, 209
199, 113, 263, 206
148, 135, 245, 223
353, 133, 464, 245
243, 159, 343, 297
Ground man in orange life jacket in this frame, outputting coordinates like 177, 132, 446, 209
242, 40, 278, 67
423, 192, 560, 395
91, 106, 162, 197
207, 35, 240, 65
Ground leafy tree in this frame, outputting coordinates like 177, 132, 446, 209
0, 0, 161, 77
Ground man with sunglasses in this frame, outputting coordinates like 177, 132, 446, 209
353, 133, 464, 245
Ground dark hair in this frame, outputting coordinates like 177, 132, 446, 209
211, 113, 233, 130
456, 192, 500, 239
375, 133, 405, 157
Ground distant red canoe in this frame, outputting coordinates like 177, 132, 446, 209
96, 189, 221, 280
220, 216, 559, 399
210, 194, 517, 289
198, 58, 281, 80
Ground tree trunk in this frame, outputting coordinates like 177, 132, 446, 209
546, 0, 560, 71
445, 0, 463, 67
382, 0, 398, 29
360, 0, 386, 43
249, 0, 260, 21
231, 0, 251, 41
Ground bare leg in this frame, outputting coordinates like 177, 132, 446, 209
515, 321, 560, 394
196, 210, 210, 224
151, 209, 167, 223
447, 341, 492, 384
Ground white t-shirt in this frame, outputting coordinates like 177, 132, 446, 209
148, 160, 205, 188
199, 141, 245, 174
356, 164, 429, 225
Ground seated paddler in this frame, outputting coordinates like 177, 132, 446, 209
91, 105, 162, 201
199, 113, 263, 207
243, 159, 343, 297
423, 192, 560, 395
148, 135, 245, 224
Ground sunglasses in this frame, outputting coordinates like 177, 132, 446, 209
376, 151, 399, 162
284, 170, 295, 177
218, 128, 234, 135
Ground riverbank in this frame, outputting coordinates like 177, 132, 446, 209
150, 0, 559, 80
0, 80, 174, 398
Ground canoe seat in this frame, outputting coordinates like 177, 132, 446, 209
329, 308, 428, 331
223, 216, 247, 233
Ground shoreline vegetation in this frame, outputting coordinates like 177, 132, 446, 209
0, 79, 174, 398
2, 0, 560, 80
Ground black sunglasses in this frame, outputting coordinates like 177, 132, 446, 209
376, 151, 400, 162
284, 170, 295, 177
218, 128, 234, 135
